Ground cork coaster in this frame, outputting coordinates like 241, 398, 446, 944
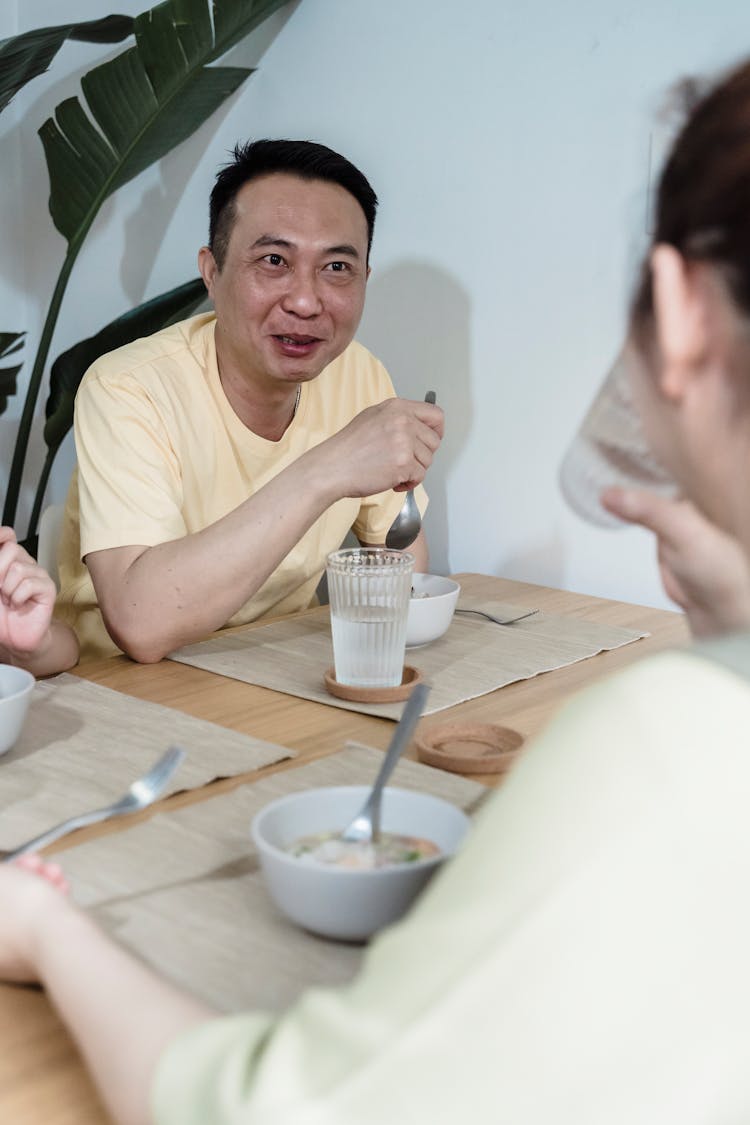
323, 665, 423, 704
415, 722, 524, 775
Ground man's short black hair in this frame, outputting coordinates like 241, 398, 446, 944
208, 139, 378, 268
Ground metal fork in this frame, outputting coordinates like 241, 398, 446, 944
455, 608, 539, 627
1, 745, 186, 862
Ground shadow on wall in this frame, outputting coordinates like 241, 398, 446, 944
120, 134, 218, 306
357, 261, 473, 576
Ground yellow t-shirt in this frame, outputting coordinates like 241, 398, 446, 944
56, 314, 426, 660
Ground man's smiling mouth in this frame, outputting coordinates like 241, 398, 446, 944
275, 334, 320, 345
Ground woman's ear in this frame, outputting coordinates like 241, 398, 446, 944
651, 243, 709, 400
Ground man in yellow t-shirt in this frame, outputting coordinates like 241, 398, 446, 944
56, 140, 443, 662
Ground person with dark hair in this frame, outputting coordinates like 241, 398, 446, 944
9, 60, 750, 1124
208, 139, 379, 268
55, 139, 442, 662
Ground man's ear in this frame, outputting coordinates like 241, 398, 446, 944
198, 246, 217, 296
651, 243, 709, 400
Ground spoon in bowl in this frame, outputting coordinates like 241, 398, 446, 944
385, 391, 437, 551
341, 682, 431, 844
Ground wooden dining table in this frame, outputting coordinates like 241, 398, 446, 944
0, 573, 688, 1124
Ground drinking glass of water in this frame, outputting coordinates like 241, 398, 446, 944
326, 548, 415, 688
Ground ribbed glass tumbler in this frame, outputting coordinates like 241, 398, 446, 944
326, 548, 415, 688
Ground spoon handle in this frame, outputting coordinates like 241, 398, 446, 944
363, 682, 431, 835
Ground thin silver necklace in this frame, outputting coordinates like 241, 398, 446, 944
292, 385, 301, 417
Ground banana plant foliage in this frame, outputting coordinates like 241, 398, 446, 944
0, 15, 135, 410
24, 277, 207, 545
0, 15, 134, 114
0, 333, 26, 415
4, 0, 290, 532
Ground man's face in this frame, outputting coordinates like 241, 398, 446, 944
200, 172, 370, 391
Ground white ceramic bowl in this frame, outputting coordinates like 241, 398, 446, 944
0, 663, 35, 756
251, 785, 470, 941
406, 574, 460, 647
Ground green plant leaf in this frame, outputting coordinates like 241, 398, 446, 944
0, 332, 25, 415
39, 0, 289, 244
4, 0, 289, 529
0, 16, 135, 115
43, 278, 207, 454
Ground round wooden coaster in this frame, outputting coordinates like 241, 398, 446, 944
323, 665, 423, 704
415, 722, 524, 775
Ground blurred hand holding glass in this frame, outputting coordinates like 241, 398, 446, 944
326, 548, 414, 687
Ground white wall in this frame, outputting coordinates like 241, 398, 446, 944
3, 0, 749, 610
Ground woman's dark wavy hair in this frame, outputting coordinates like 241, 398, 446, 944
632, 60, 750, 331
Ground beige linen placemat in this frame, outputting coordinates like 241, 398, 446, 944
0, 674, 293, 850
60, 744, 487, 1013
169, 602, 647, 720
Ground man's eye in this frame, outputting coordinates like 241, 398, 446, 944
262, 254, 284, 267
326, 261, 350, 273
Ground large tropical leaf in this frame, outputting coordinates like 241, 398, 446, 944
0, 16, 134, 115
0, 17, 134, 424
39, 0, 290, 245
4, 0, 289, 528
25, 277, 207, 542
0, 332, 25, 415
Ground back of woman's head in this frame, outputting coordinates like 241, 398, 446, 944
632, 59, 750, 328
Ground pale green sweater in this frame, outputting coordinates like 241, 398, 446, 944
154, 640, 750, 1123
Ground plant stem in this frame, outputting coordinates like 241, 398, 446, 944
2, 246, 78, 528
26, 445, 56, 548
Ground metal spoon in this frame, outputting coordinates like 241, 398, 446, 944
385, 391, 437, 551
1, 745, 186, 862
340, 682, 430, 844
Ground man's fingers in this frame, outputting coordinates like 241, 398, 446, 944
410, 400, 444, 437
412, 435, 437, 472
384, 398, 443, 435
416, 419, 442, 453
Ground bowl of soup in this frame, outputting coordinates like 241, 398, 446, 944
406, 574, 460, 647
0, 664, 35, 756
251, 786, 470, 941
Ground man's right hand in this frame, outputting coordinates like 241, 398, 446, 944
85, 396, 444, 664
316, 397, 444, 498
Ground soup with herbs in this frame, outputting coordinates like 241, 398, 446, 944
287, 831, 440, 869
